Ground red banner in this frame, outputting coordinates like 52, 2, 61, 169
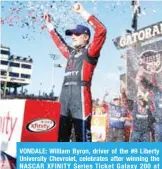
21, 100, 61, 142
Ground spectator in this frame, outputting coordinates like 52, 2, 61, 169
136, 66, 162, 142
107, 94, 128, 142
121, 89, 133, 142
131, 93, 154, 142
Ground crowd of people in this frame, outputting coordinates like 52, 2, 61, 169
91, 66, 161, 142
1, 88, 59, 101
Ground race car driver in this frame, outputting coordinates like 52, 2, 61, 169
44, 3, 107, 142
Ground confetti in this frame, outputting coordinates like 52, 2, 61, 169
1, 1, 160, 41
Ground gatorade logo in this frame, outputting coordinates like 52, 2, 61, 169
26, 118, 55, 133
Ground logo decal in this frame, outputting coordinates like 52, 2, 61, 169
26, 118, 55, 133
139, 50, 162, 74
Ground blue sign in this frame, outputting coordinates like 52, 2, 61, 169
17, 142, 161, 169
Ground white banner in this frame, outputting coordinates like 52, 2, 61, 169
0, 99, 26, 158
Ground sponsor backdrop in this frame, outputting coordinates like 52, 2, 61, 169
0, 99, 61, 158
113, 21, 162, 100
127, 40, 162, 100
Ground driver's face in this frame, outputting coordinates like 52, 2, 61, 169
72, 34, 89, 47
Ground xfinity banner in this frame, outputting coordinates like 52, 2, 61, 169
113, 21, 162, 49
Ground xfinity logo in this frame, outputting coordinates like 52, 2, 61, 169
26, 118, 56, 133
